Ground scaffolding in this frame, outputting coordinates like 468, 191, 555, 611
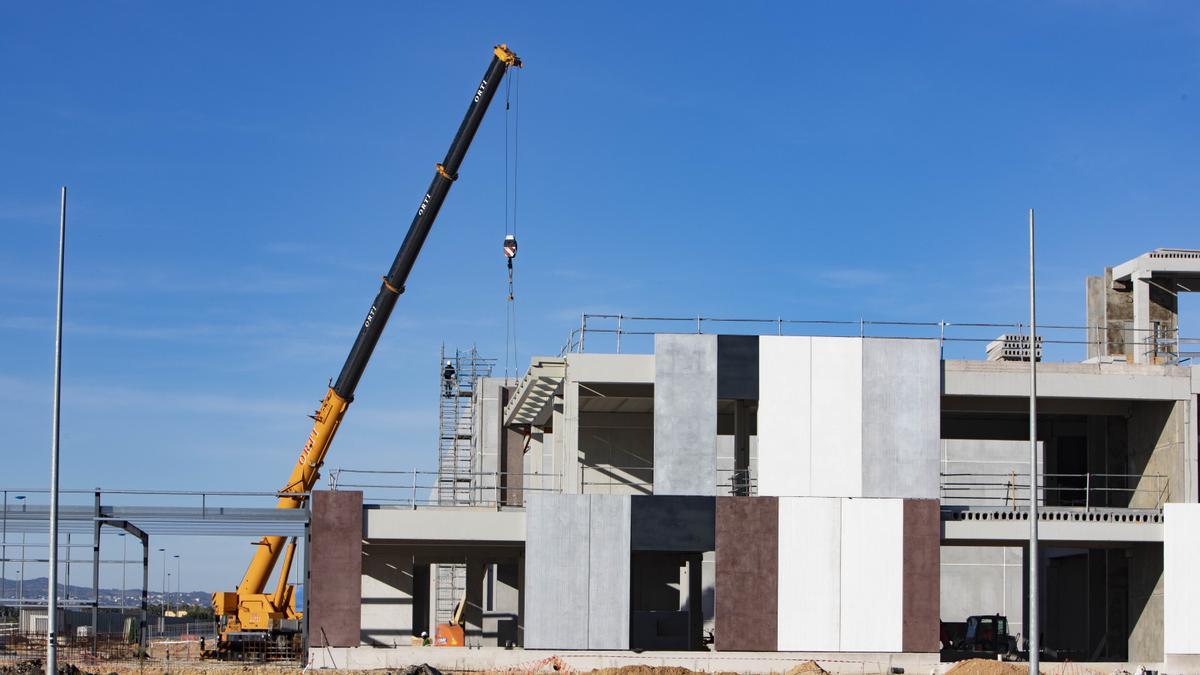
433, 347, 493, 630
436, 346, 495, 506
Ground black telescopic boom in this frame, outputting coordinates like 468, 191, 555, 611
332, 46, 520, 400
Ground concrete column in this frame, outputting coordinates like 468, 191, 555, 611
1129, 542, 1164, 662
1133, 271, 1152, 364
464, 559, 486, 646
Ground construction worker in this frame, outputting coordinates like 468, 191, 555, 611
421, 631, 431, 646
442, 360, 456, 397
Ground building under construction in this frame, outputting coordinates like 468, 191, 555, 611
285, 249, 1200, 672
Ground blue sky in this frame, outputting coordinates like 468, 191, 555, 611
1, 3, 1197, 589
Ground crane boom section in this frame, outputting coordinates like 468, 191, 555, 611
217, 44, 521, 634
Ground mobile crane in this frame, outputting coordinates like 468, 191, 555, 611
211, 44, 521, 654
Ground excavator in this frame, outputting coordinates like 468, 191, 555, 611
210, 43, 522, 655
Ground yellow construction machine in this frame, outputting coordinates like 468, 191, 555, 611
211, 44, 521, 655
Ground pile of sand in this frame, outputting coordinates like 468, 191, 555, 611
784, 661, 830, 675
944, 659, 1037, 675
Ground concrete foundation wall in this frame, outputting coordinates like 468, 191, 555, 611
1164, 503, 1199, 655
309, 490, 363, 648
654, 334, 717, 495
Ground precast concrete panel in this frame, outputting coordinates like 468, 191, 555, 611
524, 494, 590, 649
714, 497, 778, 651
861, 339, 940, 499
630, 495, 715, 552
757, 336, 812, 496
811, 338, 863, 497
309, 490, 363, 647
777, 497, 841, 651
901, 499, 940, 651
588, 495, 632, 649
1165, 503, 1200, 654
654, 334, 717, 495
839, 498, 903, 652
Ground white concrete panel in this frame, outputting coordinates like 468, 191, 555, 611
1165, 503, 1200, 654
861, 339, 940, 499
811, 338, 863, 498
777, 497, 841, 651
588, 495, 631, 649
839, 499, 903, 652
758, 336, 812, 497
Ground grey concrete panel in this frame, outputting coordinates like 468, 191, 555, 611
524, 494, 590, 649
717, 334, 759, 400
310, 490, 363, 647
630, 496, 716, 552
588, 495, 632, 649
862, 339, 940, 499
654, 334, 717, 495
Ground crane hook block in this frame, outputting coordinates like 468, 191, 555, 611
503, 234, 518, 259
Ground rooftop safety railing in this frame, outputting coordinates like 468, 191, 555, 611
940, 472, 1169, 511
559, 314, 1195, 364
330, 465, 759, 506
326, 468, 562, 508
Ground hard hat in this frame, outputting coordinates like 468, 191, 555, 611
421, 631, 428, 637
445, 360, 453, 367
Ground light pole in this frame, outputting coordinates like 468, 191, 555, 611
173, 555, 180, 612
158, 548, 166, 617
166, 573, 171, 614
15, 496, 25, 603
118, 533, 127, 609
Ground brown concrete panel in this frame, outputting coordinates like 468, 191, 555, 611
902, 499, 940, 652
309, 490, 363, 647
714, 497, 777, 651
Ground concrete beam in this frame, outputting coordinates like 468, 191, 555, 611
364, 507, 524, 544
944, 360, 1192, 401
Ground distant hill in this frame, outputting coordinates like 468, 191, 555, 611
0, 577, 209, 606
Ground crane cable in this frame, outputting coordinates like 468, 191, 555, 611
503, 67, 520, 381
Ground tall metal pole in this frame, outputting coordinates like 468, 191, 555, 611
47, 186, 67, 675
1028, 207, 1040, 674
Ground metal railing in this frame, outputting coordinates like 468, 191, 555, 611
940, 472, 1169, 510
559, 314, 1193, 364
327, 468, 561, 508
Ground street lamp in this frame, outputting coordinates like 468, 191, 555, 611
117, 533, 127, 609
14, 496, 25, 603
172, 555, 180, 612
157, 548, 166, 617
